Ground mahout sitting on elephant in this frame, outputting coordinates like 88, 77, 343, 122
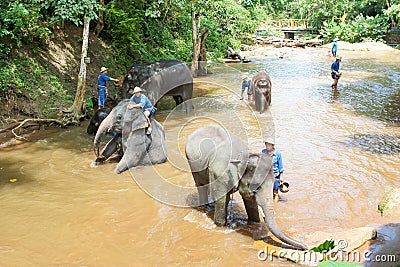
122, 60, 193, 112
87, 108, 111, 135
93, 99, 167, 173
185, 125, 307, 250
251, 71, 272, 114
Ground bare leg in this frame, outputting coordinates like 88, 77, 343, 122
144, 110, 152, 134
332, 78, 338, 89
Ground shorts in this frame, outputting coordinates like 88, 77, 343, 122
247, 87, 253, 95
145, 107, 156, 117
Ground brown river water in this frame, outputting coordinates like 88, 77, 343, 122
0, 47, 399, 266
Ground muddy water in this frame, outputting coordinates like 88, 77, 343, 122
1, 48, 399, 266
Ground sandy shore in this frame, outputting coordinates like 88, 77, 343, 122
240, 41, 399, 59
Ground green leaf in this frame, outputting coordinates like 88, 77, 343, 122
310, 239, 335, 252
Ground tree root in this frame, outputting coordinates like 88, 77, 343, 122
11, 118, 77, 141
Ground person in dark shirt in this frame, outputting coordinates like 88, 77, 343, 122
331, 56, 342, 89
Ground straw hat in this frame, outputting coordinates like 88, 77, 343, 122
133, 86, 143, 93
100, 67, 108, 73
242, 75, 248, 80
264, 138, 275, 145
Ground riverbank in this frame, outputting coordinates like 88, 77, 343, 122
239, 41, 398, 60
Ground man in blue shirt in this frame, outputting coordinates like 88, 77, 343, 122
127, 87, 156, 135
261, 138, 284, 200
97, 67, 119, 109
331, 37, 338, 57
331, 56, 342, 89
240, 76, 252, 101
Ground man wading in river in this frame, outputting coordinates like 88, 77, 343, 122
331, 56, 342, 89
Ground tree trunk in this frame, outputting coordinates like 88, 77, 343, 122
94, 0, 104, 36
198, 27, 209, 76
191, 10, 201, 78
72, 16, 90, 116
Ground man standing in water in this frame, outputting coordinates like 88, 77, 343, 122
331, 37, 338, 57
331, 56, 342, 89
240, 75, 252, 101
261, 138, 284, 200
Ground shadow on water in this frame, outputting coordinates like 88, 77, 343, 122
344, 134, 400, 155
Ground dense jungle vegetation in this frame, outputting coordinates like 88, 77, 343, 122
0, 0, 399, 122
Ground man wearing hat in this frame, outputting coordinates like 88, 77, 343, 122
127, 87, 156, 135
261, 138, 285, 200
240, 75, 252, 101
331, 56, 342, 89
97, 67, 119, 109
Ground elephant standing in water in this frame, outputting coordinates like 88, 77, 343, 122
185, 125, 307, 250
251, 71, 272, 114
94, 99, 167, 174
122, 60, 193, 112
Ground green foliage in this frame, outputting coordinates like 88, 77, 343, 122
0, 1, 49, 58
34, 0, 103, 26
310, 239, 335, 252
321, 14, 387, 43
384, 4, 400, 21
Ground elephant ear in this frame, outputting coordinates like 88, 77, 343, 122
122, 108, 147, 143
247, 153, 272, 192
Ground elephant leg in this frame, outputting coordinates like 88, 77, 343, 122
192, 171, 210, 206
95, 135, 120, 164
173, 95, 183, 110
184, 98, 193, 113
214, 193, 230, 226
260, 97, 265, 114
242, 196, 261, 223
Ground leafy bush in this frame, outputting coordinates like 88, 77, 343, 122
321, 14, 387, 43
0, 2, 49, 58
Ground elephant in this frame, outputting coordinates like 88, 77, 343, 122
185, 125, 307, 250
87, 108, 110, 135
93, 99, 167, 173
121, 60, 193, 112
251, 71, 272, 114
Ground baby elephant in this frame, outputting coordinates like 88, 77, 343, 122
251, 71, 272, 114
185, 125, 307, 250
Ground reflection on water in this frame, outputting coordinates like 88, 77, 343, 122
0, 48, 399, 266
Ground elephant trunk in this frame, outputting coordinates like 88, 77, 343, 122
258, 172, 308, 250
93, 112, 113, 153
